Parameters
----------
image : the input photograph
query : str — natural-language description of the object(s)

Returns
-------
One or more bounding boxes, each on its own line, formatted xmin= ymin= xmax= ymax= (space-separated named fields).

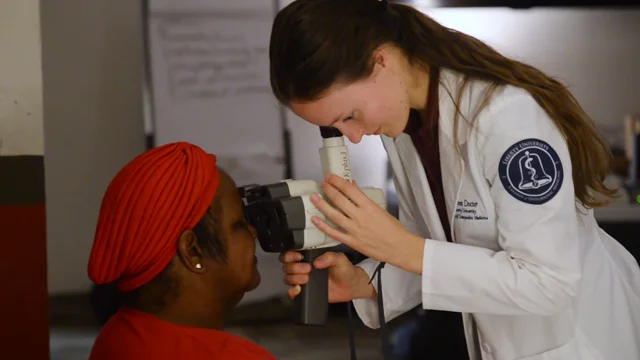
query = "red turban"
xmin=88 ymin=142 xmax=220 ymax=292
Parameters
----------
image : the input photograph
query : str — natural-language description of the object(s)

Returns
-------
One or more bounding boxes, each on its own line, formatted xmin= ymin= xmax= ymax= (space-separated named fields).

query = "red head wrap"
xmin=88 ymin=142 xmax=220 ymax=292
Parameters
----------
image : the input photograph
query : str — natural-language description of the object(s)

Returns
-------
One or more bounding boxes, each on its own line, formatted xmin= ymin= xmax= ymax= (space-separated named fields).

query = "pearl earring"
xmin=195 ymin=263 xmax=202 ymax=269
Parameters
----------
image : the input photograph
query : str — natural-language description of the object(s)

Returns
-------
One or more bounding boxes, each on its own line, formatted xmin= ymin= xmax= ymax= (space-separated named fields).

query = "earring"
xmin=195 ymin=263 xmax=202 ymax=269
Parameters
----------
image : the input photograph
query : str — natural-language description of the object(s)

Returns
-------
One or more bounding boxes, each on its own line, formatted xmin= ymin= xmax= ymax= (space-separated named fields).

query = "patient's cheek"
xmin=248 ymin=266 xmax=261 ymax=291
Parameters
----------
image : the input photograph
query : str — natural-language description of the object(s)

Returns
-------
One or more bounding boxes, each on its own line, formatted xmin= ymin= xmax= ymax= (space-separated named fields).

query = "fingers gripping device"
xmin=238 ymin=127 xmax=386 ymax=326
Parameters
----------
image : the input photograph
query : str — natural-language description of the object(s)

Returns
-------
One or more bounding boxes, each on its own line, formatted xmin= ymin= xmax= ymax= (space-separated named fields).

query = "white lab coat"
xmin=352 ymin=69 xmax=640 ymax=360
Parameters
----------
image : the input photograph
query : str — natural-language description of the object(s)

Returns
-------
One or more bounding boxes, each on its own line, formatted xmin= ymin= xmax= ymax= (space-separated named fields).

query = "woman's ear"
xmin=371 ymin=45 xmax=389 ymax=69
xmin=176 ymin=230 xmax=207 ymax=274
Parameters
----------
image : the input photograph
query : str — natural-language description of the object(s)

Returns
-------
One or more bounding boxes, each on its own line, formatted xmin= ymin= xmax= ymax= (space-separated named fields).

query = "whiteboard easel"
xmin=145 ymin=0 xmax=288 ymax=305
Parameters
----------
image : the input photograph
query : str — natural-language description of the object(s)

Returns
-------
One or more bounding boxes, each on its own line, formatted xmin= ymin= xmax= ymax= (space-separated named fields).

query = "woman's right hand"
xmin=280 ymin=251 xmax=376 ymax=302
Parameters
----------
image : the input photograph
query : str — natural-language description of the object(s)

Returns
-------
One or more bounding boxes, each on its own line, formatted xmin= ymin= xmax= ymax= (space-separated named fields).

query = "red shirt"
xmin=402 ymin=67 xmax=452 ymax=243
xmin=89 ymin=308 xmax=277 ymax=360
xmin=402 ymin=67 xmax=469 ymax=359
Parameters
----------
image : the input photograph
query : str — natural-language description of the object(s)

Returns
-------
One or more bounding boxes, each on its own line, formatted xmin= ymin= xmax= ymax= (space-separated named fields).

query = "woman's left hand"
xmin=310 ymin=174 xmax=426 ymax=274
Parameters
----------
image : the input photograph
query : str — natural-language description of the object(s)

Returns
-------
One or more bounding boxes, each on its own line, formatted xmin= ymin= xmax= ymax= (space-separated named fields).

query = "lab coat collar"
xmin=383 ymin=69 xmax=472 ymax=243
xmin=437 ymin=68 xmax=477 ymax=147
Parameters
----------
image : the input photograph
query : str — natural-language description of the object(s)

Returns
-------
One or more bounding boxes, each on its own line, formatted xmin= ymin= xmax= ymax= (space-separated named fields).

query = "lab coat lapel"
xmin=381 ymin=136 xmax=410 ymax=199
xmin=438 ymin=69 xmax=472 ymax=243
xmin=439 ymin=130 xmax=465 ymax=243
xmin=394 ymin=136 xmax=448 ymax=242
xmin=386 ymin=69 xmax=473 ymax=244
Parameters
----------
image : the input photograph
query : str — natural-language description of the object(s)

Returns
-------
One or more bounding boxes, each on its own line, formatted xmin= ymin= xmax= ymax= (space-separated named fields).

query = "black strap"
xmin=370 ymin=262 xmax=391 ymax=359
xmin=347 ymin=261 xmax=390 ymax=360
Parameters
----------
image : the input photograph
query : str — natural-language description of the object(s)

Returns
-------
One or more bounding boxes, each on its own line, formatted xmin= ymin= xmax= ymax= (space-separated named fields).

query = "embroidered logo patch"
xmin=498 ymin=138 xmax=563 ymax=205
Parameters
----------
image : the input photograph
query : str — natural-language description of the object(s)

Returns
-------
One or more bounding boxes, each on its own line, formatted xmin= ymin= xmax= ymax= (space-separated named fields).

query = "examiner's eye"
xmin=343 ymin=112 xmax=355 ymax=122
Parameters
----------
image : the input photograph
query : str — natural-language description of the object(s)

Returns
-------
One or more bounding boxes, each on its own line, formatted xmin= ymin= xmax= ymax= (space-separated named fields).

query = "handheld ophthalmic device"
xmin=238 ymin=126 xmax=386 ymax=326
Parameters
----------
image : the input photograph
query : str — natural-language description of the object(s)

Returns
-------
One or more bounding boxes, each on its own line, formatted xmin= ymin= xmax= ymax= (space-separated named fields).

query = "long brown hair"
xmin=270 ymin=0 xmax=615 ymax=208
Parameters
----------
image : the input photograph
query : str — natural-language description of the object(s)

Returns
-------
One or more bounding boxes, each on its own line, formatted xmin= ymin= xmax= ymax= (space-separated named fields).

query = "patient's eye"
xmin=233 ymin=219 xmax=251 ymax=233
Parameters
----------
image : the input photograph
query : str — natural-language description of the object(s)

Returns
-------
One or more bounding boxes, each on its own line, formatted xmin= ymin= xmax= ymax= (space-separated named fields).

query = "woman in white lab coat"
xmin=270 ymin=1 xmax=640 ymax=359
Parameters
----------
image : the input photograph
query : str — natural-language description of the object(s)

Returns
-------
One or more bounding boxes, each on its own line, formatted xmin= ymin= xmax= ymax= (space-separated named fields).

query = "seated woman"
xmin=87 ymin=142 xmax=276 ymax=360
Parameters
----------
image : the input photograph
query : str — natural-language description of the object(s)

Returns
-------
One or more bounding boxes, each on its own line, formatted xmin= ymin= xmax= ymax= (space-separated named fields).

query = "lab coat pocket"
xmin=515 ymin=331 xmax=602 ymax=360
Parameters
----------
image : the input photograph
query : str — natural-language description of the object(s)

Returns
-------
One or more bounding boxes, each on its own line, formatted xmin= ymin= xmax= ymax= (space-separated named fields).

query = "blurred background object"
xmin=623 ymin=115 xmax=640 ymax=203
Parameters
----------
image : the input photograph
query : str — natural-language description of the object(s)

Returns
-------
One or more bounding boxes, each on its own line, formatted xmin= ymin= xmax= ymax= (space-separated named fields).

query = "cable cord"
xmin=347 ymin=261 xmax=390 ymax=360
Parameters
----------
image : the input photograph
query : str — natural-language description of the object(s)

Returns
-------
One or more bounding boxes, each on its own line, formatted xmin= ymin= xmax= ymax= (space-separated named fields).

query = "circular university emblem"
xmin=498 ymin=138 xmax=563 ymax=205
